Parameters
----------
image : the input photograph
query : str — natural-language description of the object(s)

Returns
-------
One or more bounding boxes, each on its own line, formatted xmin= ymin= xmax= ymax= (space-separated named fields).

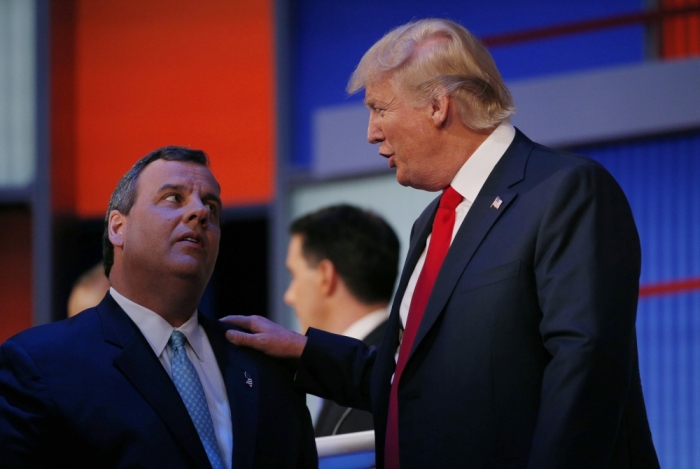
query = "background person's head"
xmin=284 ymin=204 xmax=400 ymax=333
xmin=67 ymin=262 xmax=110 ymax=317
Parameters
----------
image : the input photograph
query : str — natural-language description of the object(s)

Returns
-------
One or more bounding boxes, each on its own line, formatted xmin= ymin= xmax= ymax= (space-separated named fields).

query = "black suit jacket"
xmin=314 ymin=319 xmax=386 ymax=436
xmin=296 ymin=129 xmax=659 ymax=469
xmin=0 ymin=293 xmax=317 ymax=468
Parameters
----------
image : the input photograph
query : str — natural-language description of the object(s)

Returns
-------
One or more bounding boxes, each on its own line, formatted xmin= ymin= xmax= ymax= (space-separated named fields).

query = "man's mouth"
xmin=177 ymin=232 xmax=203 ymax=246
xmin=379 ymin=151 xmax=396 ymax=168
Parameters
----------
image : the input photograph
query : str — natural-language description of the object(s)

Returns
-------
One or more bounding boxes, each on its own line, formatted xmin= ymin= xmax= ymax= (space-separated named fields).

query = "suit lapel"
xmin=99 ymin=294 xmax=212 ymax=469
xmin=373 ymin=196 xmax=440 ymax=405
xmin=407 ymin=130 xmax=534 ymax=362
xmin=201 ymin=315 xmax=259 ymax=469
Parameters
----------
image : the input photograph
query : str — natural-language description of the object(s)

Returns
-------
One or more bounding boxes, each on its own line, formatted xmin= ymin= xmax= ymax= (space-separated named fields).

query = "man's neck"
xmin=109 ymin=273 xmax=202 ymax=328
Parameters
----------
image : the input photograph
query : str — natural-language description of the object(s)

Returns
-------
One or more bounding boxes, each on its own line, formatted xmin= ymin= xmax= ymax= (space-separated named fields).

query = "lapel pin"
xmin=490 ymin=196 xmax=503 ymax=210
xmin=244 ymin=372 xmax=253 ymax=388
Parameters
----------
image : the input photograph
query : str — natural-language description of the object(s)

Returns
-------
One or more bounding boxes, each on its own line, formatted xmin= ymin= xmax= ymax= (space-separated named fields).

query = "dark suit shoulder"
xmin=203 ymin=315 xmax=299 ymax=383
xmin=201 ymin=315 xmax=317 ymax=467
xmin=2 ymin=307 xmax=101 ymax=355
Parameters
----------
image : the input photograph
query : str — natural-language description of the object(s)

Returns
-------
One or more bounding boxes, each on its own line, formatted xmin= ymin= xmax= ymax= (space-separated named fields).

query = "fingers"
xmin=220 ymin=315 xmax=307 ymax=358
xmin=220 ymin=315 xmax=255 ymax=330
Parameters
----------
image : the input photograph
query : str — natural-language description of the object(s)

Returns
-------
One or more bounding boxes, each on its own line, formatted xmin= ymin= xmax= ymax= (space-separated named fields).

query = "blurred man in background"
xmin=67 ymin=262 xmax=110 ymax=317
xmin=285 ymin=204 xmax=399 ymax=436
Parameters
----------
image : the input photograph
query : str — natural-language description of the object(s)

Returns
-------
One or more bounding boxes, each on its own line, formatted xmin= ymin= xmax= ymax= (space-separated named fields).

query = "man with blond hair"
xmin=224 ymin=19 xmax=659 ymax=469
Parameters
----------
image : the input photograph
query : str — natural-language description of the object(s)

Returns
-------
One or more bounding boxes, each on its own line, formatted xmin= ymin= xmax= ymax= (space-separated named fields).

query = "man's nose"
xmin=186 ymin=198 xmax=210 ymax=225
xmin=367 ymin=113 xmax=383 ymax=144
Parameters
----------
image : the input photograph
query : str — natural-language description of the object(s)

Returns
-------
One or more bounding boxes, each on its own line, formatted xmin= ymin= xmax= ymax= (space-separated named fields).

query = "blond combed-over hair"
xmin=348 ymin=18 xmax=515 ymax=130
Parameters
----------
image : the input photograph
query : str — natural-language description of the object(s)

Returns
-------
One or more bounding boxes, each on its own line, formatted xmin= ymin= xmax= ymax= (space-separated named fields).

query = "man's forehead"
xmin=364 ymin=78 xmax=399 ymax=105
xmin=139 ymin=159 xmax=219 ymax=189
xmin=138 ymin=159 xmax=220 ymax=193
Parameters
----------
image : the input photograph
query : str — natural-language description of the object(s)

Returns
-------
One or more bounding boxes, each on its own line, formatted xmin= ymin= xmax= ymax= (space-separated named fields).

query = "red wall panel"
xmin=0 ymin=207 xmax=33 ymax=342
xmin=70 ymin=0 xmax=275 ymax=217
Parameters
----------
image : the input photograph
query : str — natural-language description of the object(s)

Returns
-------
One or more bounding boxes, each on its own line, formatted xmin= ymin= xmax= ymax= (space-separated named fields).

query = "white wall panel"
xmin=0 ymin=0 xmax=36 ymax=188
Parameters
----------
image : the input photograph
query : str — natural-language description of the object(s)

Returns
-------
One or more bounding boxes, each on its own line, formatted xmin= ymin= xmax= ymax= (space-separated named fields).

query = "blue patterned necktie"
xmin=169 ymin=330 xmax=226 ymax=469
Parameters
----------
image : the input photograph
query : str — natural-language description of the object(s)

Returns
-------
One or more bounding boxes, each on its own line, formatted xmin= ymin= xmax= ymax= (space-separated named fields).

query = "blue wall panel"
xmin=636 ymin=292 xmax=700 ymax=468
xmin=291 ymin=0 xmax=645 ymax=168
xmin=581 ymin=132 xmax=700 ymax=284
xmin=578 ymin=132 xmax=700 ymax=469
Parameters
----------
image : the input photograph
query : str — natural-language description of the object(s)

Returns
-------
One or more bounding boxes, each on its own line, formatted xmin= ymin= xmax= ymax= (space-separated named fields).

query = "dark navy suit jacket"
xmin=296 ymin=130 xmax=659 ymax=469
xmin=0 ymin=293 xmax=317 ymax=469
xmin=314 ymin=320 xmax=386 ymax=437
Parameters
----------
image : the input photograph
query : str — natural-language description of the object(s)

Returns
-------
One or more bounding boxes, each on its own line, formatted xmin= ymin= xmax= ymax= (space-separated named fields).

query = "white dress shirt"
xmin=341 ymin=308 xmax=389 ymax=340
xmin=110 ymin=287 xmax=233 ymax=469
xmin=398 ymin=121 xmax=516 ymax=329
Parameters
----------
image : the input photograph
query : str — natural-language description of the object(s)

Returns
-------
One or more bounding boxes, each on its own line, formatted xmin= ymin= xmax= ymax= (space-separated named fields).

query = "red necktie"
xmin=384 ymin=186 xmax=463 ymax=468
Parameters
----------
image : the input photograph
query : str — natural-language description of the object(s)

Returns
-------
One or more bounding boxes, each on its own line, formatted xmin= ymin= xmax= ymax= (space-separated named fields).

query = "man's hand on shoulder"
xmin=220 ymin=315 xmax=308 ymax=359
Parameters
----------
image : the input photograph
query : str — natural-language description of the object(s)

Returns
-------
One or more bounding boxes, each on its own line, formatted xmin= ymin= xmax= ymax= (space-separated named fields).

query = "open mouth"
xmin=177 ymin=233 xmax=203 ymax=246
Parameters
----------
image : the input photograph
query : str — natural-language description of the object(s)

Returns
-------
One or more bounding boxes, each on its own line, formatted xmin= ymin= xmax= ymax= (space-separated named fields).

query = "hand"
xmin=220 ymin=315 xmax=307 ymax=359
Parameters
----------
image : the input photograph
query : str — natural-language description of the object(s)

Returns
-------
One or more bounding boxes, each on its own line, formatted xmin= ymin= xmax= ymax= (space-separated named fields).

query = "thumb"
xmin=225 ymin=329 xmax=252 ymax=347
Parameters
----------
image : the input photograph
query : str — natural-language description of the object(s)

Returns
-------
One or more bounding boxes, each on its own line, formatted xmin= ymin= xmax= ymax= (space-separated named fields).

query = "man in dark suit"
xmin=223 ymin=18 xmax=659 ymax=469
xmin=0 ymin=146 xmax=316 ymax=468
xmin=284 ymin=205 xmax=399 ymax=436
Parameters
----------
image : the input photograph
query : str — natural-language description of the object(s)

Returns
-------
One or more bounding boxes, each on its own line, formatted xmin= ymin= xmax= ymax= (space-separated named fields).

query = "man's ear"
xmin=108 ymin=210 xmax=127 ymax=248
xmin=317 ymin=259 xmax=338 ymax=297
xmin=431 ymin=92 xmax=450 ymax=128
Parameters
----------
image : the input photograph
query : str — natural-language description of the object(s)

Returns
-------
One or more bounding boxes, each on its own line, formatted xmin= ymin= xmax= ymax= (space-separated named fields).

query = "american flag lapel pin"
xmin=490 ymin=196 xmax=503 ymax=210
xmin=244 ymin=371 xmax=253 ymax=388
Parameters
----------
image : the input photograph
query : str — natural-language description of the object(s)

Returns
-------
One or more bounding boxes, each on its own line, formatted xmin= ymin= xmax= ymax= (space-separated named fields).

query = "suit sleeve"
xmin=528 ymin=162 xmax=641 ymax=468
xmin=0 ymin=339 xmax=56 ymax=468
xmin=295 ymin=329 xmax=376 ymax=412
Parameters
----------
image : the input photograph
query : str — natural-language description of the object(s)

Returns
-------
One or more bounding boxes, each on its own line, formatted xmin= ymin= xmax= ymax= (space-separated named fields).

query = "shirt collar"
xmin=110 ymin=287 xmax=203 ymax=361
xmin=450 ymin=121 xmax=515 ymax=202
xmin=341 ymin=308 xmax=389 ymax=341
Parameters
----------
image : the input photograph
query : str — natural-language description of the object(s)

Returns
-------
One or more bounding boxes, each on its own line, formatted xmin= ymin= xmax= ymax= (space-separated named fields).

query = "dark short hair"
xmin=290 ymin=204 xmax=400 ymax=305
xmin=102 ymin=146 xmax=210 ymax=277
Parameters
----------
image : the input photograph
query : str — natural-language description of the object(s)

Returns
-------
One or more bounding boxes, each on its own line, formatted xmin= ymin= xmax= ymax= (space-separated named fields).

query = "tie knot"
xmin=169 ymin=330 xmax=187 ymax=350
xmin=439 ymin=186 xmax=463 ymax=211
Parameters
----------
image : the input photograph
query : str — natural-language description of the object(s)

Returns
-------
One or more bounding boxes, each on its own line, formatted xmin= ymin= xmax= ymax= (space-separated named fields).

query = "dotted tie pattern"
xmin=169 ymin=330 xmax=226 ymax=469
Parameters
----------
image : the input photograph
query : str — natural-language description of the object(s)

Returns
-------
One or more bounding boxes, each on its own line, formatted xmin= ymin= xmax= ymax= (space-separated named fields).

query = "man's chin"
xmin=169 ymin=261 xmax=212 ymax=283
xmin=396 ymin=173 xmax=441 ymax=192
xmin=395 ymin=171 xmax=412 ymax=188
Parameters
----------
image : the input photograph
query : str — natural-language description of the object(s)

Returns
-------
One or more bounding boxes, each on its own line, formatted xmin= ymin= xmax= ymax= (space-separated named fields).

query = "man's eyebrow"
xmin=157 ymin=183 xmax=222 ymax=206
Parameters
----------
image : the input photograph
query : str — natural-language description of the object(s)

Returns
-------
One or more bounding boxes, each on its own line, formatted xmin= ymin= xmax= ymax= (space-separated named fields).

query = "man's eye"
xmin=165 ymin=194 xmax=179 ymax=202
xmin=206 ymin=203 xmax=218 ymax=214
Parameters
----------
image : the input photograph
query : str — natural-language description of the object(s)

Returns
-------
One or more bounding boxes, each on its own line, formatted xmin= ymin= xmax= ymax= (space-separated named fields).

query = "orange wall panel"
xmin=73 ymin=0 xmax=274 ymax=217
